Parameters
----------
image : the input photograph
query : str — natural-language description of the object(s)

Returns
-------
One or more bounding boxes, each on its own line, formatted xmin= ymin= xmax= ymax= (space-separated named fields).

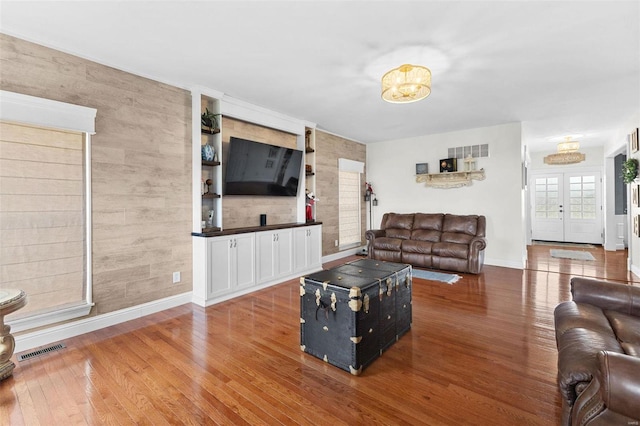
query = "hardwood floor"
xmin=2 ymin=245 xmax=637 ymax=425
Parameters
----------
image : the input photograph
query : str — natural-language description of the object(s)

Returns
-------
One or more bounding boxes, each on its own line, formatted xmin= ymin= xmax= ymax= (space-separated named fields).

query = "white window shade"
xmin=339 ymin=159 xmax=364 ymax=248
xmin=338 ymin=158 xmax=364 ymax=174
xmin=0 ymin=90 xmax=96 ymax=134
xmin=0 ymin=91 xmax=95 ymax=332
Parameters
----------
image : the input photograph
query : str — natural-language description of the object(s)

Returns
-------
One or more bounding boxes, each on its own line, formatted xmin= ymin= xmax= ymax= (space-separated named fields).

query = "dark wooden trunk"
xmin=300 ymin=260 xmax=412 ymax=375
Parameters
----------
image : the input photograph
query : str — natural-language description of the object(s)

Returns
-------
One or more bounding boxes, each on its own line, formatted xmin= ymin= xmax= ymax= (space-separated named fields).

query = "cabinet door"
xmin=275 ymin=229 xmax=293 ymax=278
xmin=256 ymin=231 xmax=276 ymax=284
xmin=293 ymin=227 xmax=310 ymax=272
xmin=233 ymin=233 xmax=255 ymax=289
xmin=208 ymin=236 xmax=233 ymax=296
xmin=307 ymin=225 xmax=322 ymax=269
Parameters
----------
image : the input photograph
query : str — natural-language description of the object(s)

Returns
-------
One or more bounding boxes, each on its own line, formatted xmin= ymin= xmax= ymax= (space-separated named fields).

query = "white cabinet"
xmin=208 ymin=233 xmax=255 ymax=297
xmin=194 ymin=224 xmax=321 ymax=307
xmin=256 ymin=229 xmax=293 ymax=284
xmin=294 ymin=225 xmax=322 ymax=273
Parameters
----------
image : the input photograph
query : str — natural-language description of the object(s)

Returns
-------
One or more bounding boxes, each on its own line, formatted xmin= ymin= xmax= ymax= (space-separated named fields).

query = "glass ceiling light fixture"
xmin=544 ymin=136 xmax=585 ymax=165
xmin=381 ymin=64 xmax=431 ymax=103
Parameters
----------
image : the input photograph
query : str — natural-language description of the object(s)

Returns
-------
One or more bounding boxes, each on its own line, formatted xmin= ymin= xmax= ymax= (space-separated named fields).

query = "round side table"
xmin=0 ymin=289 xmax=27 ymax=380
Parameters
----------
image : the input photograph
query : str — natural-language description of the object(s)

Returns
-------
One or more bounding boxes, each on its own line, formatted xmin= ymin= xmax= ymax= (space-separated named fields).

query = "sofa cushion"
xmin=555 ymin=302 xmax=614 ymax=338
xmin=432 ymin=242 xmax=468 ymax=259
xmin=402 ymin=240 xmax=433 ymax=254
xmin=442 ymin=214 xmax=480 ymax=235
xmin=411 ymin=229 xmax=442 ymax=242
xmin=621 ymin=343 xmax=640 ymax=357
xmin=384 ymin=213 xmax=414 ymax=240
xmin=413 ymin=213 xmax=444 ymax=231
xmin=372 ymin=237 xmax=403 ymax=251
xmin=441 ymin=232 xmax=473 ymax=244
xmin=605 ymin=310 xmax=640 ymax=345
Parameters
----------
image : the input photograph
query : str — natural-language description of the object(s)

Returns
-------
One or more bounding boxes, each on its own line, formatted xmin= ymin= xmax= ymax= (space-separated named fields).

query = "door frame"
xmin=527 ymin=165 xmax=604 ymax=245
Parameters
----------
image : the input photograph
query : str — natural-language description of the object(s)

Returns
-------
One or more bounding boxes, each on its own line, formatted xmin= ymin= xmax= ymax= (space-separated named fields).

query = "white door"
xmin=531 ymin=171 xmax=602 ymax=244
xmin=564 ymin=173 xmax=602 ymax=243
xmin=531 ymin=174 xmax=564 ymax=241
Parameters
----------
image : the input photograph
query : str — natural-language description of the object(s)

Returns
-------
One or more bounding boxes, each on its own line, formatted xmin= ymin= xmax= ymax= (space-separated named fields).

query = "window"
xmin=0 ymin=90 xmax=95 ymax=332
xmin=338 ymin=159 xmax=364 ymax=248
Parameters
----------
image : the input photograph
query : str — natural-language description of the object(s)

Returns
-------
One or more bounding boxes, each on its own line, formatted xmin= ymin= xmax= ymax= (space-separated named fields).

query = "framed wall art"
xmin=631 ymin=127 xmax=639 ymax=153
xmin=416 ymin=163 xmax=428 ymax=175
xmin=635 ymin=215 xmax=640 ymax=237
xmin=439 ymin=158 xmax=457 ymax=172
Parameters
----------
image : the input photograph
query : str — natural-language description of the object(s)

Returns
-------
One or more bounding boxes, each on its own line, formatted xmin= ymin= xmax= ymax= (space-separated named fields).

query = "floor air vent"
xmin=17 ymin=343 xmax=66 ymax=361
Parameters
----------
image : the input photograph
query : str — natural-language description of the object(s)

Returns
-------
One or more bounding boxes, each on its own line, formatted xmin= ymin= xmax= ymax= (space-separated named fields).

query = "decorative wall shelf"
xmin=201 ymin=127 xmax=220 ymax=135
xmin=416 ymin=169 xmax=486 ymax=188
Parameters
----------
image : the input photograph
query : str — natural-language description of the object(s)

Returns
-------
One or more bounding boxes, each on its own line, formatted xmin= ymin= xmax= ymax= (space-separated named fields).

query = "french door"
xmin=531 ymin=171 xmax=602 ymax=244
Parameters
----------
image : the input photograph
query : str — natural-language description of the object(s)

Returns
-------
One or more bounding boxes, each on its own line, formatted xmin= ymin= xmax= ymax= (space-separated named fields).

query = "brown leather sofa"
xmin=365 ymin=213 xmax=486 ymax=274
xmin=554 ymin=277 xmax=640 ymax=425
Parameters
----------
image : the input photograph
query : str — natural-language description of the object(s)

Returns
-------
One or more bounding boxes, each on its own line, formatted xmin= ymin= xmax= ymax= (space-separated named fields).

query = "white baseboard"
xmin=630 ymin=262 xmax=640 ymax=280
xmin=484 ymin=257 xmax=525 ymax=270
xmin=14 ymin=292 xmax=192 ymax=353
xmin=322 ymin=246 xmax=365 ymax=263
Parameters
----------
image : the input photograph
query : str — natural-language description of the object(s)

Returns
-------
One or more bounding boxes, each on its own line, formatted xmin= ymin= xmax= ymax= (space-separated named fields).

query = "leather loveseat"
xmin=365 ymin=213 xmax=486 ymax=274
xmin=554 ymin=277 xmax=640 ymax=426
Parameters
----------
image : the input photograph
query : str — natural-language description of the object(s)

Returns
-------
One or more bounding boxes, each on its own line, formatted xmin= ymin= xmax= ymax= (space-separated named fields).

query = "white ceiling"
xmin=1 ymin=1 xmax=639 ymax=152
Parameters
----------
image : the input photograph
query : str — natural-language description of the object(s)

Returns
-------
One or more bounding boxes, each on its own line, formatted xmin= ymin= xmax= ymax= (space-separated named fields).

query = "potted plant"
xmin=622 ymin=158 xmax=638 ymax=184
xmin=201 ymin=108 xmax=220 ymax=133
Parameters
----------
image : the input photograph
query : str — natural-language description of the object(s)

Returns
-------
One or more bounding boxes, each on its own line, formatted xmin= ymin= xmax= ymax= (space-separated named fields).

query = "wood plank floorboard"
xmin=2 ymin=244 xmax=637 ymax=425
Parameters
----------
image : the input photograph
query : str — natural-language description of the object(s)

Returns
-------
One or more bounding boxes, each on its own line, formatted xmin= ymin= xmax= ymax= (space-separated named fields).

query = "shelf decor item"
xmin=631 ymin=128 xmax=639 ymax=153
xmin=622 ymin=158 xmax=638 ymax=184
xmin=201 ymin=144 xmax=214 ymax=161
xmin=415 ymin=163 xmax=428 ymax=175
xmin=201 ymin=108 xmax=220 ymax=133
xmin=439 ymin=158 xmax=457 ymax=172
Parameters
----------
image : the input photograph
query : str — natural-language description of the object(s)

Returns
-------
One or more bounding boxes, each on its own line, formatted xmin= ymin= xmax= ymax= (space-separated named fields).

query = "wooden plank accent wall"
xmin=220 ymin=117 xmax=299 ymax=229
xmin=0 ymin=122 xmax=85 ymax=316
xmin=0 ymin=34 xmax=193 ymax=317
xmin=314 ymin=130 xmax=367 ymax=256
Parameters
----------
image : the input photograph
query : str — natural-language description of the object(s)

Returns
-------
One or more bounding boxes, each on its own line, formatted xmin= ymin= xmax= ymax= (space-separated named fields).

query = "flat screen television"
xmin=224 ymin=137 xmax=303 ymax=196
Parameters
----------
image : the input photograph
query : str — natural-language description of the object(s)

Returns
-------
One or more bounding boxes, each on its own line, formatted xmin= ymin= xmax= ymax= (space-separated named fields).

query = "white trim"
xmin=85 ymin=133 xmax=93 ymax=306
xmin=631 ymin=262 xmax=640 ymax=280
xmin=484 ymin=257 xmax=525 ymax=269
xmin=0 ymin=90 xmax=96 ymax=134
xmin=316 ymin=127 xmax=365 ymax=145
xmin=220 ymin=95 xmax=312 ymax=136
xmin=14 ymin=292 xmax=193 ymax=353
xmin=338 ymin=158 xmax=365 ymax=173
xmin=9 ymin=303 xmax=93 ymax=334
xmin=322 ymin=246 xmax=365 ymax=263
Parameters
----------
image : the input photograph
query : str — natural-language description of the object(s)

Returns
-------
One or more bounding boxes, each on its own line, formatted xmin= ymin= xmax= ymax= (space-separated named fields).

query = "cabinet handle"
xmin=230 ymin=240 xmax=233 ymax=248
xmin=273 ymin=234 xmax=276 ymax=242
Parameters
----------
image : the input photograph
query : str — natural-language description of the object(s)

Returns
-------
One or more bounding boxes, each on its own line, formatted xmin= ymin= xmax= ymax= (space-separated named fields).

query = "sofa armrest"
xmin=365 ymin=229 xmax=384 ymax=241
xmin=365 ymin=229 xmax=385 ymax=259
xmin=571 ymin=351 xmax=640 ymax=425
xmin=570 ymin=277 xmax=640 ymax=316
xmin=466 ymin=237 xmax=487 ymax=274
xmin=469 ymin=236 xmax=487 ymax=252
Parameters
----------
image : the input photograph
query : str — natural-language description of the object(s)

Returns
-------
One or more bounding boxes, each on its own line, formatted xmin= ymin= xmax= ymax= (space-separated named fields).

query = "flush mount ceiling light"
xmin=544 ymin=136 xmax=585 ymax=165
xmin=381 ymin=64 xmax=431 ymax=103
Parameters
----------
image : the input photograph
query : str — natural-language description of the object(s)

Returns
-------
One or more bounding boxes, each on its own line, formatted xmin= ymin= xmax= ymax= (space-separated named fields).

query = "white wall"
xmin=366 ymin=122 xmax=524 ymax=269
xmin=615 ymin=112 xmax=640 ymax=276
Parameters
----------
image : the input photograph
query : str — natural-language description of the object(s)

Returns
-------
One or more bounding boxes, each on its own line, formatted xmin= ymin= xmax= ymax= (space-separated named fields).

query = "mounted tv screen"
xmin=224 ymin=137 xmax=303 ymax=196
